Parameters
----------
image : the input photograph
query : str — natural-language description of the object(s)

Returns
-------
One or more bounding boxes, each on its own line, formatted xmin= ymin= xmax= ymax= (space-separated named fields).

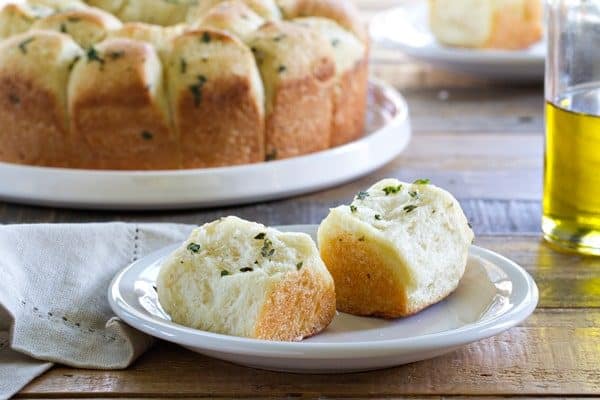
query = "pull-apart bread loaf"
xmin=0 ymin=30 xmax=83 ymax=166
xmin=318 ymin=178 xmax=474 ymax=318
xmin=0 ymin=0 xmax=369 ymax=169
xmin=429 ymin=0 xmax=542 ymax=49
xmin=68 ymin=38 xmax=179 ymax=169
xmin=157 ymin=216 xmax=336 ymax=341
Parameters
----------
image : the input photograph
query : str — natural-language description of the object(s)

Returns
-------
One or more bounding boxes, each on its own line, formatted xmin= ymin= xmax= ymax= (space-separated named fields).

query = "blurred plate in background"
xmin=370 ymin=1 xmax=545 ymax=81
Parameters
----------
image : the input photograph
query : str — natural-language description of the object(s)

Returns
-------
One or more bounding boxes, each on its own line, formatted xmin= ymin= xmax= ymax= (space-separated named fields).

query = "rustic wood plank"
xmin=18 ymin=309 xmax=600 ymax=397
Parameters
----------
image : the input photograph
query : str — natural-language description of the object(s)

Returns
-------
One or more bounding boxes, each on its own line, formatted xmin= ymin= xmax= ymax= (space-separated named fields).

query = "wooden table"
xmin=6 ymin=2 xmax=600 ymax=398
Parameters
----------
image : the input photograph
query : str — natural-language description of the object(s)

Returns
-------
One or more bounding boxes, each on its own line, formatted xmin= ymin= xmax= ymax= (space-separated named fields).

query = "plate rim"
xmin=108 ymin=225 xmax=539 ymax=358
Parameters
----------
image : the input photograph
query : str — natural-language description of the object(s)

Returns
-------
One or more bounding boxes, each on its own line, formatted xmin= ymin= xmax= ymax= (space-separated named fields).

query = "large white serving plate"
xmin=0 ymin=80 xmax=410 ymax=210
xmin=370 ymin=1 xmax=545 ymax=81
xmin=109 ymin=224 xmax=539 ymax=374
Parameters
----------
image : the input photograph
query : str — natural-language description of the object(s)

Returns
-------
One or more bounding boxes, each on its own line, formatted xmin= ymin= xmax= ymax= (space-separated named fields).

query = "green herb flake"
xmin=261 ymin=238 xmax=274 ymax=258
xmin=86 ymin=47 xmax=104 ymax=65
xmin=277 ymin=64 xmax=286 ymax=74
xmin=296 ymin=261 xmax=303 ymax=270
xmin=240 ymin=267 xmax=253 ymax=272
xmin=358 ymin=236 xmax=365 ymax=241
xmin=356 ymin=191 xmax=369 ymax=200
xmin=67 ymin=16 xmax=81 ymax=23
xmin=374 ymin=214 xmax=382 ymax=220
xmin=273 ymin=34 xmax=285 ymax=42
xmin=254 ymin=232 xmax=266 ymax=240
xmin=68 ymin=55 xmax=80 ymax=71
xmin=331 ymin=38 xmax=340 ymax=47
xmin=409 ymin=191 xmax=418 ymax=198
xmin=413 ymin=178 xmax=430 ymax=185
xmin=108 ymin=50 xmax=124 ymax=60
xmin=467 ymin=222 xmax=473 ymax=229
xmin=8 ymin=93 xmax=20 ymax=105
xmin=180 ymin=57 xmax=187 ymax=74
xmin=382 ymin=185 xmax=402 ymax=195
xmin=350 ymin=205 xmax=357 ymax=213
xmin=18 ymin=37 xmax=35 ymax=54
xmin=60 ymin=23 xmax=67 ymax=33
xmin=187 ymin=242 xmax=201 ymax=253
xmin=403 ymin=205 xmax=418 ymax=213
xmin=201 ymin=31 xmax=211 ymax=43
xmin=265 ymin=149 xmax=277 ymax=161
xmin=189 ymin=75 xmax=207 ymax=107
xmin=220 ymin=270 xmax=230 ymax=277
xmin=141 ymin=130 xmax=153 ymax=140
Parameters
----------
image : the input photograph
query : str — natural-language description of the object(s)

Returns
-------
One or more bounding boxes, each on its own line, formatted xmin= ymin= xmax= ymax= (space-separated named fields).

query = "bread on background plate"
xmin=157 ymin=216 xmax=336 ymax=341
xmin=317 ymin=178 xmax=474 ymax=319
xmin=429 ymin=0 xmax=542 ymax=50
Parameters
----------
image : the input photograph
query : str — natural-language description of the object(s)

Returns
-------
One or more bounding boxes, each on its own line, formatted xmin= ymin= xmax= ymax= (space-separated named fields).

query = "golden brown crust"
xmin=0 ymin=76 xmax=70 ymax=167
xmin=319 ymin=231 xmax=409 ymax=318
xmin=331 ymin=57 xmax=368 ymax=147
xmin=484 ymin=0 xmax=542 ymax=49
xmin=254 ymin=263 xmax=336 ymax=341
xmin=69 ymin=39 xmax=179 ymax=169
xmin=277 ymin=0 xmax=367 ymax=43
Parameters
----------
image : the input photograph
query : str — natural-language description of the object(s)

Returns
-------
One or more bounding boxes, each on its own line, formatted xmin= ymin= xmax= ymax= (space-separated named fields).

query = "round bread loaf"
xmin=317 ymin=178 xmax=474 ymax=318
xmin=0 ymin=0 xmax=368 ymax=169
xmin=157 ymin=216 xmax=336 ymax=341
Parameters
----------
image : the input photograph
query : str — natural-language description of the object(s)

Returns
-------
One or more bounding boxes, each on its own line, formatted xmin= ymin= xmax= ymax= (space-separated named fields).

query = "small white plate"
xmin=0 ymin=79 xmax=410 ymax=210
xmin=370 ymin=1 xmax=545 ymax=81
xmin=108 ymin=224 xmax=539 ymax=373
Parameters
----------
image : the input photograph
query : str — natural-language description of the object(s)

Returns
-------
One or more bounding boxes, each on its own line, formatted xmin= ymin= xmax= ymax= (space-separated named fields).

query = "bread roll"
xmin=293 ymin=17 xmax=367 ymax=146
xmin=0 ymin=30 xmax=83 ymax=166
xmin=276 ymin=0 xmax=367 ymax=43
xmin=166 ymin=29 xmax=265 ymax=167
xmin=429 ymin=0 xmax=542 ymax=49
xmin=107 ymin=22 xmax=185 ymax=60
xmin=117 ymin=0 xmax=193 ymax=26
xmin=0 ymin=3 xmax=53 ymax=40
xmin=248 ymin=21 xmax=335 ymax=160
xmin=68 ymin=38 xmax=179 ymax=169
xmin=194 ymin=0 xmax=264 ymax=41
xmin=318 ymin=178 xmax=474 ymax=318
xmin=31 ymin=7 xmax=122 ymax=48
xmin=187 ymin=0 xmax=281 ymax=23
xmin=157 ymin=216 xmax=336 ymax=341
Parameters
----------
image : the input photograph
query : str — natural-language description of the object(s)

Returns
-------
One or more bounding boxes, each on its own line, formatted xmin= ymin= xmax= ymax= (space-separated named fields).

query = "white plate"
xmin=0 ymin=80 xmax=410 ymax=210
xmin=370 ymin=1 xmax=545 ymax=80
xmin=109 ymin=224 xmax=539 ymax=373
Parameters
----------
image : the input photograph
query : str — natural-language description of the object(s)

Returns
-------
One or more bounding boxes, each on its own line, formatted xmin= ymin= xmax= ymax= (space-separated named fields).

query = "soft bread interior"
xmin=157 ymin=216 xmax=332 ymax=338
xmin=429 ymin=0 xmax=493 ymax=47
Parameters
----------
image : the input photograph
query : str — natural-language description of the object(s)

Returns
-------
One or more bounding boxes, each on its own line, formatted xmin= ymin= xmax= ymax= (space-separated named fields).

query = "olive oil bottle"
xmin=543 ymin=87 xmax=600 ymax=255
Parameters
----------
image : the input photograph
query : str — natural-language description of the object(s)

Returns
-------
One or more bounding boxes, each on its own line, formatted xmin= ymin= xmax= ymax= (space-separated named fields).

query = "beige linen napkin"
xmin=0 ymin=222 xmax=194 ymax=399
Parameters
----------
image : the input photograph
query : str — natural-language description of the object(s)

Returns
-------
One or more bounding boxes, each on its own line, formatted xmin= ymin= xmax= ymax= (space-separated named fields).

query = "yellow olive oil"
xmin=543 ymin=88 xmax=600 ymax=255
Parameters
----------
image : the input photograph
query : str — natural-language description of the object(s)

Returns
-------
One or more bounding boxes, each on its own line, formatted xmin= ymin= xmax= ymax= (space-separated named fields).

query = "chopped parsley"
xmin=382 ymin=185 xmax=402 ymax=195
xmin=18 ymin=37 xmax=35 ymax=54
xmin=331 ymin=38 xmax=340 ymax=47
xmin=201 ymin=31 xmax=211 ymax=43
xmin=356 ymin=191 xmax=369 ymax=200
xmin=60 ymin=23 xmax=67 ymax=33
xmin=468 ymin=222 xmax=473 ymax=229
xmin=189 ymin=75 xmax=207 ymax=107
xmin=180 ymin=57 xmax=187 ymax=74
xmin=67 ymin=16 xmax=81 ymax=23
xmin=240 ymin=267 xmax=253 ymax=272
xmin=350 ymin=205 xmax=357 ymax=213
xmin=374 ymin=214 xmax=382 ymax=220
xmin=187 ymin=242 xmax=201 ymax=253
xmin=413 ymin=178 xmax=430 ymax=185
xmin=8 ymin=93 xmax=20 ymax=105
xmin=358 ymin=236 xmax=365 ymax=241
xmin=296 ymin=261 xmax=303 ymax=270
xmin=141 ymin=130 xmax=153 ymax=140
xmin=220 ymin=270 xmax=230 ymax=277
xmin=265 ymin=149 xmax=277 ymax=161
xmin=254 ymin=232 xmax=266 ymax=240
xmin=86 ymin=47 xmax=104 ymax=65
xmin=403 ymin=205 xmax=418 ymax=213
xmin=68 ymin=55 xmax=80 ymax=71
xmin=261 ymin=238 xmax=274 ymax=258
xmin=108 ymin=50 xmax=124 ymax=60
xmin=409 ymin=191 xmax=418 ymax=198
xmin=277 ymin=64 xmax=287 ymax=74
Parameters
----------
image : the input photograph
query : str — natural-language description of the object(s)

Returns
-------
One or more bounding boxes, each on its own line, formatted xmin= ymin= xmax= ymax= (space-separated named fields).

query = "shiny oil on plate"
xmin=108 ymin=225 xmax=539 ymax=373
